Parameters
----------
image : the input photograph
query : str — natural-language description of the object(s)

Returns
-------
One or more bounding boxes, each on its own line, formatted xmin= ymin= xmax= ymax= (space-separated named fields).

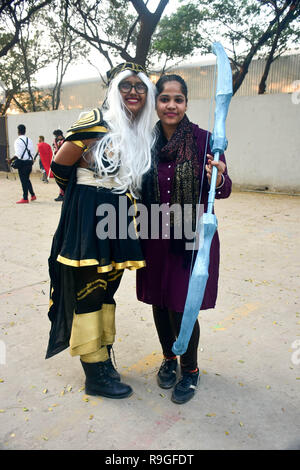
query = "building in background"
xmin=54 ymin=53 xmax=300 ymax=110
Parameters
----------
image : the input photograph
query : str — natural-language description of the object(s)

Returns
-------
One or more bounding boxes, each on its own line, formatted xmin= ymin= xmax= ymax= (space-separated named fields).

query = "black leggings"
xmin=152 ymin=305 xmax=200 ymax=372
xmin=18 ymin=161 xmax=34 ymax=200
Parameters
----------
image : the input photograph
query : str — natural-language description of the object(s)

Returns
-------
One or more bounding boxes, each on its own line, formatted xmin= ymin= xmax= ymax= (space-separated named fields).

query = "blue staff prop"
xmin=172 ymin=42 xmax=233 ymax=356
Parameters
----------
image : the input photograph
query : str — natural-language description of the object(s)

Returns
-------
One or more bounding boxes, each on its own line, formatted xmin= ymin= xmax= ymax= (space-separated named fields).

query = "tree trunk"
xmin=132 ymin=0 xmax=169 ymax=66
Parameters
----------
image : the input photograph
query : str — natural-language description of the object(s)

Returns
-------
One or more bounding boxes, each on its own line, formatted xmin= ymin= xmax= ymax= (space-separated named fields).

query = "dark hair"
xmin=53 ymin=129 xmax=63 ymax=137
xmin=155 ymin=74 xmax=188 ymax=102
xmin=18 ymin=124 xmax=26 ymax=134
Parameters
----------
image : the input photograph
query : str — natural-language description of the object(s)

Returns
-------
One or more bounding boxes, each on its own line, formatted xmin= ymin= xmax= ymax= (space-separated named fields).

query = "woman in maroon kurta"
xmin=136 ymin=74 xmax=232 ymax=404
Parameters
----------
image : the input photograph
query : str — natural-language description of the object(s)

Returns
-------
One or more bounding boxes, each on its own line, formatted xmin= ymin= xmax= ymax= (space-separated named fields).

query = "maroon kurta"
xmin=136 ymin=123 xmax=232 ymax=313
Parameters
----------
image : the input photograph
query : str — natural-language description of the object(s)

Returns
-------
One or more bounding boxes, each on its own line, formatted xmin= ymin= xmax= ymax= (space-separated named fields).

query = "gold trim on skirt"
xmin=57 ymin=254 xmax=145 ymax=272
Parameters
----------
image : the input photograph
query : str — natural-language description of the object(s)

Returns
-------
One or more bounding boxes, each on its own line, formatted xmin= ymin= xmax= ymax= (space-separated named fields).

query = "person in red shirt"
xmin=36 ymin=136 xmax=53 ymax=182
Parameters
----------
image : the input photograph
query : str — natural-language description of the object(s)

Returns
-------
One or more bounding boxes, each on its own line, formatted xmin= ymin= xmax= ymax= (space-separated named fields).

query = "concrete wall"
xmin=6 ymin=93 xmax=300 ymax=193
xmin=187 ymin=93 xmax=300 ymax=193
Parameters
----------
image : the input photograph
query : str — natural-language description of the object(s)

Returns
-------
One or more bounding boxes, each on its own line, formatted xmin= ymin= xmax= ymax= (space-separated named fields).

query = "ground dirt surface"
xmin=0 ymin=172 xmax=299 ymax=451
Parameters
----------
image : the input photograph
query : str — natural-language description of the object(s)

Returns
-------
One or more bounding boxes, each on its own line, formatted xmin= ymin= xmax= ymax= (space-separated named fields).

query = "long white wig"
xmin=92 ymin=70 xmax=157 ymax=198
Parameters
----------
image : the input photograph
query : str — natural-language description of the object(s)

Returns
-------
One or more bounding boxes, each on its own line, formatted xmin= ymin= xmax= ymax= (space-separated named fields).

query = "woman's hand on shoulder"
xmin=205 ymin=154 xmax=226 ymax=186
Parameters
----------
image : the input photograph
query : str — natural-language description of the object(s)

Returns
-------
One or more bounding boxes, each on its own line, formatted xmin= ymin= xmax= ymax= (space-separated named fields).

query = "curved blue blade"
xmin=172 ymin=42 xmax=233 ymax=356
xmin=172 ymin=214 xmax=217 ymax=355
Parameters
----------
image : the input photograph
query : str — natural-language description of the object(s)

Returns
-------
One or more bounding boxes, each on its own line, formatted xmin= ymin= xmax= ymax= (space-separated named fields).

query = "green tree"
xmin=40 ymin=2 xmax=91 ymax=109
xmin=195 ymin=0 xmax=300 ymax=95
xmin=151 ymin=3 xmax=203 ymax=72
xmin=0 ymin=21 xmax=50 ymax=114
xmin=64 ymin=0 xmax=170 ymax=71
xmin=0 ymin=1 xmax=91 ymax=113
xmin=0 ymin=0 xmax=52 ymax=57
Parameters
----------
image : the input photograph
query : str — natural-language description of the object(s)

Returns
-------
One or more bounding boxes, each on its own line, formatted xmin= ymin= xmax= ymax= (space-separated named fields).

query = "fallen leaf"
xmin=213 ymin=324 xmax=224 ymax=330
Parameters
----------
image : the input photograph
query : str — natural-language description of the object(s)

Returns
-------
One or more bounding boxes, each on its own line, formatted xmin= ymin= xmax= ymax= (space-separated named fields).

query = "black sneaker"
xmin=54 ymin=194 xmax=64 ymax=201
xmin=157 ymin=358 xmax=178 ymax=389
xmin=171 ymin=369 xmax=200 ymax=404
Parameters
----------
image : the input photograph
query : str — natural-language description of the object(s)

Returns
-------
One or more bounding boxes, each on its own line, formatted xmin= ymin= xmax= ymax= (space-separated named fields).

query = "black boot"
xmin=81 ymin=359 xmax=132 ymax=399
xmin=106 ymin=345 xmax=121 ymax=381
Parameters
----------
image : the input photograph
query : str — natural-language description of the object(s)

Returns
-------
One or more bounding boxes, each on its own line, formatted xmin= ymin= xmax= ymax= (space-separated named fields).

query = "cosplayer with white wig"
xmin=45 ymin=62 xmax=156 ymax=400
xmin=94 ymin=67 xmax=156 ymax=197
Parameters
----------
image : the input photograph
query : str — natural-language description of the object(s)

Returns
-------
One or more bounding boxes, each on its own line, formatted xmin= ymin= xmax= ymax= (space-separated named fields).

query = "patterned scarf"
xmin=142 ymin=114 xmax=200 ymax=233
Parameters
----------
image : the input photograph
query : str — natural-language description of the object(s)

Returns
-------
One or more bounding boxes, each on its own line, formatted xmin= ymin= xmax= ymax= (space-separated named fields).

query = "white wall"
xmin=187 ymin=93 xmax=300 ymax=193
xmin=6 ymin=94 xmax=300 ymax=193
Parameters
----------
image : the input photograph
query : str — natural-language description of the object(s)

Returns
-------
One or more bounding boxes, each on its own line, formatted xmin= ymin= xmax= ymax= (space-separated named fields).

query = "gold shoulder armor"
xmin=65 ymin=108 xmax=108 ymax=141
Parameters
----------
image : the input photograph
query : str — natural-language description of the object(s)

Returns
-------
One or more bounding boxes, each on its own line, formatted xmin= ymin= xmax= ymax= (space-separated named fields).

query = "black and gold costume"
xmin=46 ymin=108 xmax=145 ymax=360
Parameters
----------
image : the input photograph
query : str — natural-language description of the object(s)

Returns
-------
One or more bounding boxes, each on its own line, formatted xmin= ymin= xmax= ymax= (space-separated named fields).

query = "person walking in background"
xmin=9 ymin=124 xmax=36 ymax=204
xmin=52 ymin=129 xmax=65 ymax=201
xmin=35 ymin=136 xmax=53 ymax=183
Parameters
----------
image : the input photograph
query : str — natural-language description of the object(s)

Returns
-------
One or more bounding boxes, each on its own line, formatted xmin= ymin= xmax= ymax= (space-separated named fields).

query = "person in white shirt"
xmin=12 ymin=124 xmax=36 ymax=204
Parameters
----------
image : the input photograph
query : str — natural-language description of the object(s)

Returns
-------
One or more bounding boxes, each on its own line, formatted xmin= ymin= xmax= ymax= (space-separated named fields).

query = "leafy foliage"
xmin=151 ymin=3 xmax=203 ymax=62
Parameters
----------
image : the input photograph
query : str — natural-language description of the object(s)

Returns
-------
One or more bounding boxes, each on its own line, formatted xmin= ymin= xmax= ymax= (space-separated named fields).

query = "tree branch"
xmin=0 ymin=0 xmax=53 ymax=57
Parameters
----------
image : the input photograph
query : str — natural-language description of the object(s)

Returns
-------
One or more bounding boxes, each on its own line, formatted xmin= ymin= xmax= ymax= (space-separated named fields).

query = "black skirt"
xmin=46 ymin=170 xmax=145 ymax=359
xmin=57 ymin=183 xmax=145 ymax=272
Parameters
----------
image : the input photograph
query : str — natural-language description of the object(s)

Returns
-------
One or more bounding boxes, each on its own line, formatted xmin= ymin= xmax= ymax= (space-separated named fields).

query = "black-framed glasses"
xmin=118 ymin=81 xmax=148 ymax=94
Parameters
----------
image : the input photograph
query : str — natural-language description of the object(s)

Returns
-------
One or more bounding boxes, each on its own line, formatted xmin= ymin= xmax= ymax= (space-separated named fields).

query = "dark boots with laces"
xmin=80 ymin=345 xmax=132 ymax=399
xmin=157 ymin=356 xmax=200 ymax=404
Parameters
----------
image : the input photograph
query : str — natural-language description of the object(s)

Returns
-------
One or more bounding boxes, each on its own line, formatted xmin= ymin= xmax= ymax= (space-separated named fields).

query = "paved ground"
xmin=0 ymin=171 xmax=299 ymax=451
